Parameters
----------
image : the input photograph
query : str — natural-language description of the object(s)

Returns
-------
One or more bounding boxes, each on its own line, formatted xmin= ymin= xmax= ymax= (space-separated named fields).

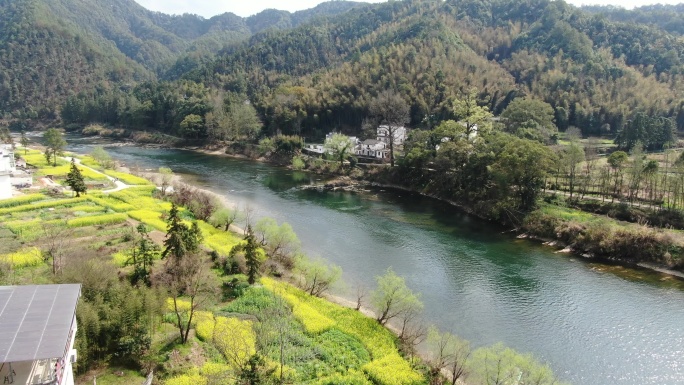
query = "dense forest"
xmin=0 ymin=0 xmax=362 ymax=121
xmin=2 ymin=0 xmax=684 ymax=140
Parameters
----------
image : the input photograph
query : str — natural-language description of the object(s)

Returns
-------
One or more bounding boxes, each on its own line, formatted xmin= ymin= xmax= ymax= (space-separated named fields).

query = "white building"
xmin=303 ymin=143 xmax=326 ymax=155
xmin=377 ymin=125 xmax=407 ymax=146
xmin=356 ymin=139 xmax=388 ymax=159
xmin=0 ymin=284 xmax=81 ymax=385
xmin=0 ymin=144 xmax=16 ymax=200
xmin=303 ymin=133 xmax=360 ymax=156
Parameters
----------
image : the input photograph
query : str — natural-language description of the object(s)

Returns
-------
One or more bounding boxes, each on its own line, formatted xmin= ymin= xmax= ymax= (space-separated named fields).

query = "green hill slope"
xmin=192 ymin=0 xmax=684 ymax=137
xmin=0 ymin=0 xmax=364 ymax=120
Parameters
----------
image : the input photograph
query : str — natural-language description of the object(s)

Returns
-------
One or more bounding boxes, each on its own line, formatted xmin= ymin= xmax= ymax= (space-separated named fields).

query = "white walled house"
xmin=303 ymin=143 xmax=326 ymax=155
xmin=377 ymin=125 xmax=407 ymax=146
xmin=0 ymin=284 xmax=81 ymax=385
xmin=303 ymin=134 xmax=360 ymax=157
xmin=355 ymin=139 xmax=388 ymax=159
xmin=0 ymin=144 xmax=16 ymax=200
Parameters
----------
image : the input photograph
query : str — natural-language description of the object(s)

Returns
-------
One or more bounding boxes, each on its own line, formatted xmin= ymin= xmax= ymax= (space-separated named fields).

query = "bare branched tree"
xmin=41 ymin=221 xmax=73 ymax=274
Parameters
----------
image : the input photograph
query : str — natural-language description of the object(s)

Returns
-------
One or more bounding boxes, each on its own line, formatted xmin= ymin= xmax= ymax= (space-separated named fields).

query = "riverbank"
xmin=86 ymin=128 xmax=684 ymax=278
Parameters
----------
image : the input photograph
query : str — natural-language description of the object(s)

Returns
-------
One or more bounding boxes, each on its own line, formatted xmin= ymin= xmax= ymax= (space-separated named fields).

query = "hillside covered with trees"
xmin=0 ymin=0 xmax=363 ymax=121
xmin=5 ymin=0 xmax=678 ymax=143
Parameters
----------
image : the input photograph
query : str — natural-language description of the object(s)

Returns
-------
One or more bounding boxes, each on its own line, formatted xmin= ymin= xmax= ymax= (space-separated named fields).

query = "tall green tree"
xmin=125 ymin=224 xmax=159 ymax=286
xmin=452 ymin=88 xmax=493 ymax=139
xmin=230 ymin=225 xmax=264 ymax=285
xmin=492 ymin=137 xmax=555 ymax=213
xmin=44 ymin=128 xmax=66 ymax=167
xmin=563 ymin=141 xmax=585 ymax=199
xmin=501 ymin=97 xmax=558 ymax=144
xmin=65 ymin=158 xmax=87 ymax=197
xmin=20 ymin=131 xmax=29 ymax=154
xmin=324 ymin=133 xmax=356 ymax=168
xmin=608 ymin=150 xmax=629 ymax=201
xmin=160 ymin=204 xmax=209 ymax=344
xmin=371 ymin=268 xmax=423 ymax=326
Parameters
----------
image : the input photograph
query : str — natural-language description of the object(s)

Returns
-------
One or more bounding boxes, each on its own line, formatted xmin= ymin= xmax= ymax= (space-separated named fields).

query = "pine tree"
xmin=230 ymin=225 xmax=263 ymax=285
xmin=162 ymin=203 xmax=188 ymax=261
xmin=65 ymin=158 xmax=87 ymax=197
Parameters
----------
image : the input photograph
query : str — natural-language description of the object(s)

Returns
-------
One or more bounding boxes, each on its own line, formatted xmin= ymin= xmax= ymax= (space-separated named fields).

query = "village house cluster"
xmin=303 ymin=125 xmax=407 ymax=160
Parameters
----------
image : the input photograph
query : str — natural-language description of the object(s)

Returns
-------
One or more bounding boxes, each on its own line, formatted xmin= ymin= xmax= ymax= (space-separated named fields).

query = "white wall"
xmin=0 ymin=174 xmax=11 ymax=199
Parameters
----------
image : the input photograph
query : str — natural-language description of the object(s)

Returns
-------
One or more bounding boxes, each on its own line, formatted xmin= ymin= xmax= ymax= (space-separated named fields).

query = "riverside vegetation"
xmin=1 ymin=141 xmax=566 ymax=385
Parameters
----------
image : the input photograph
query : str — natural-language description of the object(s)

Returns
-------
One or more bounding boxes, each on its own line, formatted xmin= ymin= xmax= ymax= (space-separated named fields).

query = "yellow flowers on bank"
xmin=0 ymin=247 xmax=43 ymax=268
xmin=362 ymin=354 xmax=425 ymax=385
xmin=67 ymin=213 xmax=128 ymax=227
xmin=0 ymin=194 xmax=45 ymax=208
xmin=104 ymin=170 xmax=153 ymax=185
xmin=260 ymin=278 xmax=426 ymax=385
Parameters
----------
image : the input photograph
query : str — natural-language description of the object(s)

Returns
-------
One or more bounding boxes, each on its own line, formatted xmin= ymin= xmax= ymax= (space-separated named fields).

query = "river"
xmin=67 ymin=138 xmax=684 ymax=385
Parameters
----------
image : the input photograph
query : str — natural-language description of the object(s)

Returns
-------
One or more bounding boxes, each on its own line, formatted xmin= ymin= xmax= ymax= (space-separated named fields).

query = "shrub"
xmin=0 ymin=247 xmax=43 ymax=268
xmin=292 ymin=156 xmax=306 ymax=170
xmin=67 ymin=213 xmax=128 ymax=227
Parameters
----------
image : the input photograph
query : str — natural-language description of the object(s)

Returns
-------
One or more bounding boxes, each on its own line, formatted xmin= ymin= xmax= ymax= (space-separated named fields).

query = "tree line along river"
xmin=66 ymin=136 xmax=684 ymax=385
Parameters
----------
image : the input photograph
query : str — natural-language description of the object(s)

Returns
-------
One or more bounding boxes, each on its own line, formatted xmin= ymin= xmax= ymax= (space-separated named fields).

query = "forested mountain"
xmin=188 ymin=0 xmax=684 ymax=138
xmin=3 ymin=0 xmax=684 ymax=140
xmin=582 ymin=4 xmax=684 ymax=35
xmin=0 ymin=0 xmax=363 ymax=121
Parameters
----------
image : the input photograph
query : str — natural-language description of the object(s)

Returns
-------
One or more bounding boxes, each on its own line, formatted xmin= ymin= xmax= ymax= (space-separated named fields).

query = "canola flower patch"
xmin=362 ymin=354 xmax=425 ymax=385
xmin=0 ymin=247 xmax=43 ymax=268
xmin=85 ymin=194 xmax=135 ymax=212
xmin=261 ymin=278 xmax=395 ymax=356
xmin=0 ymin=197 xmax=86 ymax=215
xmin=128 ymin=210 xmax=167 ymax=231
xmin=23 ymin=152 xmax=67 ymax=168
xmin=67 ymin=213 xmax=128 ymax=227
xmin=110 ymin=187 xmax=170 ymax=212
xmin=36 ymin=164 xmax=109 ymax=181
xmin=0 ymin=194 xmax=45 ymax=208
xmin=213 ymin=317 xmax=257 ymax=370
xmin=104 ymin=170 xmax=152 ymax=185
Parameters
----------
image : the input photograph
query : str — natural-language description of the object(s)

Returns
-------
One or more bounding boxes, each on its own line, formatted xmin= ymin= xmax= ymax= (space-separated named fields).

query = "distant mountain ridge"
xmin=0 ymin=0 xmax=365 ymax=119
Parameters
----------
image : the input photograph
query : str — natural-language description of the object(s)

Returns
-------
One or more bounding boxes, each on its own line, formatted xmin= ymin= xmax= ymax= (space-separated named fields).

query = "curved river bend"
xmin=67 ymin=140 xmax=684 ymax=385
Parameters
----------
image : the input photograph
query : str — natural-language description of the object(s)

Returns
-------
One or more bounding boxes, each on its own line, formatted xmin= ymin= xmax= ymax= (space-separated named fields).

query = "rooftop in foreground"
xmin=0 ymin=284 xmax=81 ymax=363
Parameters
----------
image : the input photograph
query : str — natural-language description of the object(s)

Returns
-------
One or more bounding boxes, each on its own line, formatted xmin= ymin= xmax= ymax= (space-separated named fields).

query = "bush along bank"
xmin=522 ymin=204 xmax=684 ymax=270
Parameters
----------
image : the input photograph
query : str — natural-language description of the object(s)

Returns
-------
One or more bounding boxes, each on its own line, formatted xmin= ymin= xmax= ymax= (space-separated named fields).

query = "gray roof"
xmin=362 ymin=139 xmax=383 ymax=145
xmin=0 ymin=284 xmax=81 ymax=362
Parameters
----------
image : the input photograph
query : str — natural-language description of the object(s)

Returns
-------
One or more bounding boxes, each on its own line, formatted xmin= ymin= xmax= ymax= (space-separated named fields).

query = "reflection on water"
xmin=66 ymin=136 xmax=684 ymax=385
